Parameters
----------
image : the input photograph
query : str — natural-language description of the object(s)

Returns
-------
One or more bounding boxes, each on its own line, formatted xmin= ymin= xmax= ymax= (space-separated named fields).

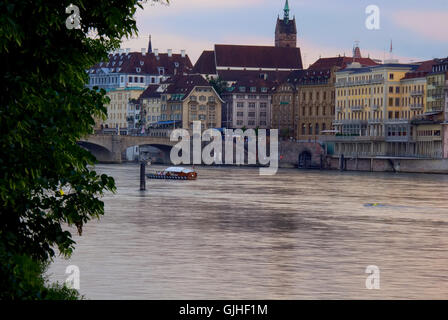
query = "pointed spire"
xmin=147 ymin=34 xmax=152 ymax=54
xmin=284 ymin=0 xmax=290 ymax=24
xmin=353 ymin=40 xmax=361 ymax=59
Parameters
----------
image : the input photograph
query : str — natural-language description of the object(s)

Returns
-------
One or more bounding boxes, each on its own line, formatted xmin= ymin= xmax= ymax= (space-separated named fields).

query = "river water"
xmin=48 ymin=164 xmax=448 ymax=299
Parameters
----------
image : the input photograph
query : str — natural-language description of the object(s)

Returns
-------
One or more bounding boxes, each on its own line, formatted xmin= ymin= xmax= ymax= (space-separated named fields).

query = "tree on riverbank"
xmin=0 ymin=0 xmax=168 ymax=299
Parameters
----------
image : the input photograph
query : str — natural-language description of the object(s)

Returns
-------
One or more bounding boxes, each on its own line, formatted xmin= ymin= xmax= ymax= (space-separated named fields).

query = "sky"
xmin=120 ymin=0 xmax=448 ymax=68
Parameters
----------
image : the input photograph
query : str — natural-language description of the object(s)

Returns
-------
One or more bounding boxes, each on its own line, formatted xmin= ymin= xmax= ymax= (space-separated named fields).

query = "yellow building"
xmin=140 ymin=85 xmax=162 ymax=127
xmin=159 ymin=74 xmax=223 ymax=132
xmin=100 ymin=87 xmax=145 ymax=130
xmin=333 ymin=62 xmax=419 ymax=157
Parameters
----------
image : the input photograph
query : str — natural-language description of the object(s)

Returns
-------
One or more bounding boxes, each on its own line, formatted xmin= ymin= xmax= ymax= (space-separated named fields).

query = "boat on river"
xmin=146 ymin=167 xmax=198 ymax=180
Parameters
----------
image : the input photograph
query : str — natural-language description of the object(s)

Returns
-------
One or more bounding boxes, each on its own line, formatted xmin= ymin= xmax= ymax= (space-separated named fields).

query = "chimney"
xmin=167 ymin=49 xmax=172 ymax=57
xmin=181 ymin=50 xmax=186 ymax=58
xmin=141 ymin=48 xmax=146 ymax=56
xmin=154 ymin=48 xmax=159 ymax=57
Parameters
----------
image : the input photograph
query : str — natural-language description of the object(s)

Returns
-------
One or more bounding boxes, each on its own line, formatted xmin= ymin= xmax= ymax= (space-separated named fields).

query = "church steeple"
xmin=275 ymin=0 xmax=297 ymax=48
xmin=284 ymin=0 xmax=290 ymax=24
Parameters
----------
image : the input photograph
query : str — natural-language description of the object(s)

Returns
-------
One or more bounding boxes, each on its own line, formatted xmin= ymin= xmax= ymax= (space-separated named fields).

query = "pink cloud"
xmin=392 ymin=10 xmax=448 ymax=42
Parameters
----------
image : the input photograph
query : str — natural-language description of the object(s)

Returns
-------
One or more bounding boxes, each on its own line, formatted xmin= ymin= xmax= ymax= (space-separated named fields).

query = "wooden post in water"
xmin=140 ymin=161 xmax=146 ymax=191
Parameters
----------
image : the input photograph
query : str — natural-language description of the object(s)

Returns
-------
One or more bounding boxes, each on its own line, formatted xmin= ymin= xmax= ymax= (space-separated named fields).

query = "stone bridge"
xmin=79 ymin=134 xmax=327 ymax=167
xmin=78 ymin=135 xmax=176 ymax=163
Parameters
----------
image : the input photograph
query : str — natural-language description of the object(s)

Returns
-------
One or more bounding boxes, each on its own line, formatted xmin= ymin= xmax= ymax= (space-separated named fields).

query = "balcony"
xmin=410 ymin=103 xmax=423 ymax=110
xmin=386 ymin=135 xmax=414 ymax=142
xmin=410 ymin=90 xmax=424 ymax=96
xmin=322 ymin=135 xmax=385 ymax=142
xmin=371 ymin=105 xmax=380 ymax=111
xmin=333 ymin=120 xmax=342 ymax=125
xmin=384 ymin=119 xmax=411 ymax=125
xmin=368 ymin=118 xmax=382 ymax=124
xmin=351 ymin=105 xmax=364 ymax=112
xmin=335 ymin=78 xmax=384 ymax=88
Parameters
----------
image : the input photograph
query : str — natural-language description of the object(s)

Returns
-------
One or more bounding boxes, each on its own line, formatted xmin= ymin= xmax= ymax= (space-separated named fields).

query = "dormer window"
xmin=140 ymin=61 xmax=144 ymax=66
xmin=174 ymin=62 xmax=179 ymax=67
xmin=136 ymin=67 xmax=141 ymax=73
xmin=158 ymin=67 xmax=165 ymax=75
xmin=250 ymin=87 xmax=256 ymax=92
xmin=239 ymin=86 xmax=246 ymax=92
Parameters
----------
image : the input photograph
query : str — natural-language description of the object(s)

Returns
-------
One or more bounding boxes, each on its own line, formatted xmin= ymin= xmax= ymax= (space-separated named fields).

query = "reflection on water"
xmin=48 ymin=164 xmax=448 ymax=299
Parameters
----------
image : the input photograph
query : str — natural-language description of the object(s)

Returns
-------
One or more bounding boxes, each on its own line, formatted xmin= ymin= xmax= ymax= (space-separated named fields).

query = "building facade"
xmin=296 ymin=69 xmax=336 ymax=141
xmin=87 ymin=39 xmax=192 ymax=91
xmin=221 ymin=78 xmax=272 ymax=129
xmin=271 ymin=82 xmax=296 ymax=138
xmin=330 ymin=61 xmax=448 ymax=158
xmin=140 ymin=84 xmax=162 ymax=128
xmin=101 ymin=87 xmax=145 ymax=131
xmin=158 ymin=74 xmax=224 ymax=132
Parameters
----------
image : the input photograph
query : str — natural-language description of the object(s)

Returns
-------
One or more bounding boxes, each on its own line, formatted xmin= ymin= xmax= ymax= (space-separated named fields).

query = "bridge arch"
xmin=78 ymin=141 xmax=115 ymax=163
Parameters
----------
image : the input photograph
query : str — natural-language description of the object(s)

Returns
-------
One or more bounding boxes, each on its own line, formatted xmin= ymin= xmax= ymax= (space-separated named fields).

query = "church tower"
xmin=275 ymin=0 xmax=297 ymax=48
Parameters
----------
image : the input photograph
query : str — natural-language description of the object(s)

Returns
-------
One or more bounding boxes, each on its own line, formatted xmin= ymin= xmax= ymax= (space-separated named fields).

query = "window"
xmin=199 ymin=96 xmax=206 ymax=101
xmin=395 ymin=98 xmax=400 ymax=107
xmin=395 ymin=87 xmax=400 ymax=94
xmin=248 ymin=112 xmax=255 ymax=117
xmin=389 ymin=73 xmax=394 ymax=80
xmin=239 ymin=86 xmax=246 ymax=92
xmin=250 ymin=87 xmax=256 ymax=92
xmin=237 ymin=112 xmax=244 ymax=117
xmin=237 ymin=102 xmax=244 ymax=108
xmin=261 ymin=87 xmax=267 ymax=93
xmin=389 ymin=86 xmax=394 ymax=93
xmin=315 ymin=123 xmax=319 ymax=135
xmin=260 ymin=103 xmax=267 ymax=108
xmin=249 ymin=103 xmax=255 ymax=108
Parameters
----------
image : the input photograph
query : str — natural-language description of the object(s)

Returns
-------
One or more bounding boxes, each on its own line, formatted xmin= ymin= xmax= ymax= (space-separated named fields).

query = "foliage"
xmin=0 ymin=245 xmax=82 ymax=300
xmin=0 ymin=0 xmax=171 ymax=298
xmin=207 ymin=76 xmax=227 ymax=96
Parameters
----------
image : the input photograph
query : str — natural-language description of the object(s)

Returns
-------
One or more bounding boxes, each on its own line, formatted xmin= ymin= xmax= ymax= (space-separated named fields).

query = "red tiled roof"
xmin=192 ymin=51 xmax=216 ymax=74
xmin=308 ymin=56 xmax=378 ymax=71
xmin=225 ymin=76 xmax=274 ymax=94
xmin=216 ymin=69 xmax=291 ymax=82
xmin=402 ymin=59 xmax=437 ymax=80
xmin=214 ymin=44 xmax=302 ymax=69
xmin=90 ymin=52 xmax=193 ymax=75
xmin=139 ymin=84 xmax=162 ymax=99
xmin=164 ymin=74 xmax=211 ymax=97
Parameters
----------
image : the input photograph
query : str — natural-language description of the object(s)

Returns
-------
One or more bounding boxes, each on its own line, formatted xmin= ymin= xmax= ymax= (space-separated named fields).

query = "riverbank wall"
xmin=325 ymin=156 xmax=448 ymax=174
